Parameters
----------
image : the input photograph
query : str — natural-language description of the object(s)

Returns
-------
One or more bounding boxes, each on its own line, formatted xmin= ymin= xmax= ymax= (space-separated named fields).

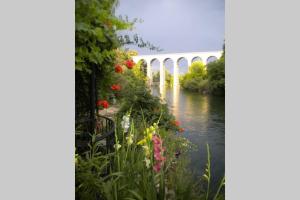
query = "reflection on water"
xmin=152 ymin=85 xmax=225 ymax=190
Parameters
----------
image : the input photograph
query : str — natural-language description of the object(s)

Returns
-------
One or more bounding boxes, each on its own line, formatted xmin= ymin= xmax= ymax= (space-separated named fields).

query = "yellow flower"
xmin=137 ymin=138 xmax=146 ymax=145
xmin=147 ymin=133 xmax=153 ymax=140
xmin=126 ymin=134 xmax=133 ymax=145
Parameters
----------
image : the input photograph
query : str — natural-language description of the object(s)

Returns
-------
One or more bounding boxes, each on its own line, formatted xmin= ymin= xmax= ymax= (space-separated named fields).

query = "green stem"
xmin=212 ymin=176 xmax=225 ymax=200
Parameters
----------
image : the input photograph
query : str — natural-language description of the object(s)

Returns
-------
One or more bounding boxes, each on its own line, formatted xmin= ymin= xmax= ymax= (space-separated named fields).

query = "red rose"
xmin=125 ymin=59 xmax=135 ymax=69
xmin=115 ymin=65 xmax=123 ymax=73
xmin=96 ymin=100 xmax=109 ymax=109
xmin=111 ymin=84 xmax=121 ymax=91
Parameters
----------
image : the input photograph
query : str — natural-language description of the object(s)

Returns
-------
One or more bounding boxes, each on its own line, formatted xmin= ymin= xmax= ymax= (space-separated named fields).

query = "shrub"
xmin=116 ymin=70 xmax=175 ymax=130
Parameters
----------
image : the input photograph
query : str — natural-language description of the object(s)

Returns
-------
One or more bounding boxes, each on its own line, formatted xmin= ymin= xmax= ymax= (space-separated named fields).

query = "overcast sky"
xmin=116 ymin=0 xmax=224 ymax=54
xmin=115 ymin=0 xmax=224 ymax=73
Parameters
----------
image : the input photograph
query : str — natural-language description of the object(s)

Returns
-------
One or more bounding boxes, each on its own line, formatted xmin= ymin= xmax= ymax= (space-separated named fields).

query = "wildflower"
xmin=114 ymin=143 xmax=121 ymax=150
xmin=115 ymin=64 xmax=123 ymax=73
xmin=125 ymin=59 xmax=135 ymax=69
xmin=96 ymin=100 xmax=109 ymax=109
xmin=111 ymin=84 xmax=121 ymax=91
xmin=121 ymin=114 xmax=130 ymax=132
xmin=152 ymin=135 xmax=161 ymax=145
xmin=137 ymin=138 xmax=147 ymax=145
xmin=137 ymin=127 xmax=154 ymax=145
xmin=144 ymin=158 xmax=151 ymax=168
xmin=152 ymin=134 xmax=166 ymax=173
xmin=126 ymin=134 xmax=133 ymax=145
xmin=179 ymin=128 xmax=185 ymax=133
xmin=142 ymin=145 xmax=150 ymax=157
xmin=153 ymin=162 xmax=161 ymax=172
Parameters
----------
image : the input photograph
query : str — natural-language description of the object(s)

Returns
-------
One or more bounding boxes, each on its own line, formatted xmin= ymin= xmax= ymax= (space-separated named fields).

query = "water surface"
xmin=152 ymin=85 xmax=225 ymax=189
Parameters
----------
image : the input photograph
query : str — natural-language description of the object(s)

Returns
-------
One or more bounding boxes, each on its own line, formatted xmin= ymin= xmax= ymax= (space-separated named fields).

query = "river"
xmin=151 ymin=85 xmax=225 ymax=190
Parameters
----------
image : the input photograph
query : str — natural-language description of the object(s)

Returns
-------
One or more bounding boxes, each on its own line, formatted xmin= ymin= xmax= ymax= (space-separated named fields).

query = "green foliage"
xmin=116 ymin=70 xmax=175 ymax=130
xmin=75 ymin=121 xmax=225 ymax=200
xmin=75 ymin=0 xmax=131 ymax=73
xmin=152 ymin=70 xmax=173 ymax=86
xmin=207 ymin=50 xmax=225 ymax=95
xmin=180 ymin=61 xmax=209 ymax=93
xmin=75 ymin=0 xmax=131 ymax=116
xmin=152 ymin=71 xmax=160 ymax=82
xmin=75 ymin=134 xmax=119 ymax=200
xmin=165 ymin=70 xmax=174 ymax=87
xmin=179 ymin=46 xmax=225 ymax=96
xmin=75 ymin=0 xmax=161 ymax=117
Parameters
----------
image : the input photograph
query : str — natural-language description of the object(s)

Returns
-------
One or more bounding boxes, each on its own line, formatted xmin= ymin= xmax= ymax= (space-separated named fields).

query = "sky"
xmin=115 ymin=0 xmax=224 ymax=73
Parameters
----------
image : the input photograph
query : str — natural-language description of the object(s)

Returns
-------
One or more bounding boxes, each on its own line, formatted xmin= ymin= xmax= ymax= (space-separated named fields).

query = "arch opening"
xmin=150 ymin=58 xmax=160 ymax=83
xmin=136 ymin=59 xmax=147 ymax=76
xmin=191 ymin=56 xmax=203 ymax=64
xmin=163 ymin=58 xmax=174 ymax=87
xmin=206 ymin=56 xmax=218 ymax=64
xmin=177 ymin=57 xmax=188 ymax=75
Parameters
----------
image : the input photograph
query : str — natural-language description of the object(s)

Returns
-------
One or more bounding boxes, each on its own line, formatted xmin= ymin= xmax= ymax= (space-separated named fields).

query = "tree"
xmin=179 ymin=61 xmax=208 ymax=92
xmin=207 ymin=46 xmax=225 ymax=95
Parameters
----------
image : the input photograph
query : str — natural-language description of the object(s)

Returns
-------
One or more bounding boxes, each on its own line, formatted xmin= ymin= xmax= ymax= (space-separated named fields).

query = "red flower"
xmin=125 ymin=59 xmax=135 ymax=69
xmin=179 ymin=128 xmax=185 ymax=133
xmin=115 ymin=65 xmax=123 ymax=73
xmin=111 ymin=84 xmax=121 ymax=91
xmin=171 ymin=120 xmax=180 ymax=127
xmin=96 ymin=100 xmax=109 ymax=109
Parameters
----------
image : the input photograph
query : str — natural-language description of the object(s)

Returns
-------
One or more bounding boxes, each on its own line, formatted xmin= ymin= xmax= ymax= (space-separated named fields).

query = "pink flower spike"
xmin=153 ymin=163 xmax=161 ymax=172
xmin=152 ymin=135 xmax=161 ymax=145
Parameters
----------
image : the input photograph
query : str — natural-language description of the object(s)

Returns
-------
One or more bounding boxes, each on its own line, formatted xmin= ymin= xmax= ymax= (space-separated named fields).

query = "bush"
xmin=116 ymin=69 xmax=175 ymax=130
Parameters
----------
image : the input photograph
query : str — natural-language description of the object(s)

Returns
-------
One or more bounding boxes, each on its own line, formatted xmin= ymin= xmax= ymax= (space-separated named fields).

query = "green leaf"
xmin=94 ymin=27 xmax=106 ymax=42
xmin=128 ymin=190 xmax=143 ymax=200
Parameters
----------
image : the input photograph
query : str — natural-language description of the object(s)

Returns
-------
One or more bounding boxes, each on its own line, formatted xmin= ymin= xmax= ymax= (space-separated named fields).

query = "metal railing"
xmin=75 ymin=115 xmax=115 ymax=154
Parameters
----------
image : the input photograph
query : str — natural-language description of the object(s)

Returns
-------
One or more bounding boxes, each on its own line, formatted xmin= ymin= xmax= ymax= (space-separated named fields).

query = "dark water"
xmin=152 ymin=85 xmax=225 ymax=189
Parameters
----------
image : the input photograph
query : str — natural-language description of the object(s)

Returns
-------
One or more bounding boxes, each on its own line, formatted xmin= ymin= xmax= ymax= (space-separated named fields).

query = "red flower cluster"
xmin=96 ymin=100 xmax=109 ymax=109
xmin=171 ymin=120 xmax=185 ymax=133
xmin=111 ymin=84 xmax=121 ymax=91
xmin=115 ymin=65 xmax=123 ymax=73
xmin=152 ymin=135 xmax=166 ymax=173
xmin=124 ymin=59 xmax=135 ymax=69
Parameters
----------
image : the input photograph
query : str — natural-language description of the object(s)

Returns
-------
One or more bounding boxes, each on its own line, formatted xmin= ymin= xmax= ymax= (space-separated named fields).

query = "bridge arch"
xmin=191 ymin=56 xmax=203 ymax=64
xmin=150 ymin=58 xmax=160 ymax=82
xmin=206 ymin=56 xmax=218 ymax=64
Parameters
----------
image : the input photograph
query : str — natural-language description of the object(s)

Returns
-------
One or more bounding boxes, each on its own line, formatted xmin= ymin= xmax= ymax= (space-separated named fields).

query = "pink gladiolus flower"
xmin=152 ymin=134 xmax=166 ymax=173
xmin=153 ymin=162 xmax=161 ymax=172
xmin=152 ymin=135 xmax=161 ymax=145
